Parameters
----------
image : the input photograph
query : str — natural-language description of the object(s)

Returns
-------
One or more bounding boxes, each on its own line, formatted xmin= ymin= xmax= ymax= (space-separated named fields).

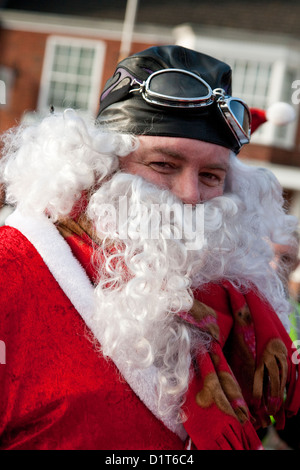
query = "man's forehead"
xmin=138 ymin=135 xmax=231 ymax=167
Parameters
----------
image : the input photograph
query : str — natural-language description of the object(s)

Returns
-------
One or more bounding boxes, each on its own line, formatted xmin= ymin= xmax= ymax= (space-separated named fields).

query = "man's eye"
xmin=200 ymin=172 xmax=224 ymax=187
xmin=200 ymin=172 xmax=220 ymax=181
xmin=149 ymin=162 xmax=175 ymax=170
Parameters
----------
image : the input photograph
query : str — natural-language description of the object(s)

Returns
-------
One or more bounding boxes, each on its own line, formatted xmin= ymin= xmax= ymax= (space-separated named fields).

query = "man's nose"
xmin=172 ymin=171 xmax=201 ymax=205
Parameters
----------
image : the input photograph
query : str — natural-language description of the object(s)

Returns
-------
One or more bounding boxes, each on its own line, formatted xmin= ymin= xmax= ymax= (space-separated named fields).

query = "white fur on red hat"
xmin=250 ymin=102 xmax=296 ymax=133
xmin=266 ymin=102 xmax=296 ymax=126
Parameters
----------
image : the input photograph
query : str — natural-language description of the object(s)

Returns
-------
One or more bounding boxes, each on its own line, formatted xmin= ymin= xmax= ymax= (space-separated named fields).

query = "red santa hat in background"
xmin=250 ymin=102 xmax=296 ymax=133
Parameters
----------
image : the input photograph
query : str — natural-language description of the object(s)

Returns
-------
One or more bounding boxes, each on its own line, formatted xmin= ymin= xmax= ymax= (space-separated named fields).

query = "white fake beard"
xmin=87 ymin=172 xmax=208 ymax=421
xmin=86 ymin=170 xmax=291 ymax=420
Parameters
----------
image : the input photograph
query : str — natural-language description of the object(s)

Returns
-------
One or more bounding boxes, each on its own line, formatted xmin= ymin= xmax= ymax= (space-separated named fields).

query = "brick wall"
xmin=0 ymin=26 xmax=156 ymax=133
xmin=0 ymin=27 xmax=48 ymax=131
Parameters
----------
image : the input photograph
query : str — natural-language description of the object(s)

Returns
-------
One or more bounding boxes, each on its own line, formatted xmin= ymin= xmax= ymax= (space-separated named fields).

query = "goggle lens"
xmin=148 ymin=70 xmax=211 ymax=100
xmin=223 ymin=98 xmax=251 ymax=144
xmin=230 ymin=99 xmax=251 ymax=135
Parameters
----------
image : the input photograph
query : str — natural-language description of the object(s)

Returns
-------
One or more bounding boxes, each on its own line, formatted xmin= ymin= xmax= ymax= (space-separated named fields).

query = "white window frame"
xmin=0 ymin=65 xmax=16 ymax=107
xmin=175 ymin=28 xmax=300 ymax=149
xmin=38 ymin=35 xmax=106 ymax=117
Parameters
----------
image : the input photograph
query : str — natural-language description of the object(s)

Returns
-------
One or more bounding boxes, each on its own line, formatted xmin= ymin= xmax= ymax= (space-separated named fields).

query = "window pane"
xmin=47 ymin=43 xmax=97 ymax=110
xmin=53 ymin=45 xmax=71 ymax=73
xmin=48 ymin=81 xmax=67 ymax=108
xmin=227 ymin=59 xmax=272 ymax=108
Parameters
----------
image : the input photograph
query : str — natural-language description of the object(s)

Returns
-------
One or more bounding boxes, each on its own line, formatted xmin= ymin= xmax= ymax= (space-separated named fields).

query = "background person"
xmin=269 ymin=233 xmax=300 ymax=449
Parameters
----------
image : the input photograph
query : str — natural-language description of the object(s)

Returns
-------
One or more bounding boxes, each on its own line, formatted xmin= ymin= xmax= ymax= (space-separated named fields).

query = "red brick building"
xmin=0 ymin=9 xmax=172 ymax=132
xmin=0 ymin=2 xmax=300 ymax=225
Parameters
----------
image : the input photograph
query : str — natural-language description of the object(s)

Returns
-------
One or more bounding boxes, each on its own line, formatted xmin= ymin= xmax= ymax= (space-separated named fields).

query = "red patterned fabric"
xmin=181 ymin=282 xmax=300 ymax=449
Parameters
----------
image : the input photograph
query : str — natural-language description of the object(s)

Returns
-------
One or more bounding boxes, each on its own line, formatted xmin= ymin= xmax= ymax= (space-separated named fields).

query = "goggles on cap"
xmin=129 ymin=68 xmax=251 ymax=150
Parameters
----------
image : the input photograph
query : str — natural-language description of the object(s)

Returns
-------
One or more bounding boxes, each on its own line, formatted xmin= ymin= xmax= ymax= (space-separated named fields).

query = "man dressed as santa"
xmin=0 ymin=45 xmax=299 ymax=450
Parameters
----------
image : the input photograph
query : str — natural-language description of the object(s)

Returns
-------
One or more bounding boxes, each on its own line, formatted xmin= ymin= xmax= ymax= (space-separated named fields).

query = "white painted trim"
xmin=0 ymin=10 xmax=173 ymax=43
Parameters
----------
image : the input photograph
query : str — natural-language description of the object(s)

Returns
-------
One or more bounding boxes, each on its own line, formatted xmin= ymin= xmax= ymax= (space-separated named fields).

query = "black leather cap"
xmin=96 ymin=45 xmax=241 ymax=153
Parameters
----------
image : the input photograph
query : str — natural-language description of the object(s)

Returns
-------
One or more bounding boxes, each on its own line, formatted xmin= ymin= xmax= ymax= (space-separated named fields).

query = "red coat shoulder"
xmin=0 ymin=225 xmax=44 ymax=295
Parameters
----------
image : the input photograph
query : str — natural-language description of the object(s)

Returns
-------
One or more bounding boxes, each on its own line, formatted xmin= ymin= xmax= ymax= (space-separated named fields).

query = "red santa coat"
xmin=3 ymin=210 xmax=298 ymax=450
xmin=0 ymin=210 xmax=187 ymax=450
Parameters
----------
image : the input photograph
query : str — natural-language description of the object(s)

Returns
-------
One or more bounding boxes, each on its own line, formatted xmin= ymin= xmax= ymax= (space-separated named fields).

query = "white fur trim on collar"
xmin=6 ymin=209 xmax=96 ymax=319
xmin=6 ymin=209 xmax=187 ymax=441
